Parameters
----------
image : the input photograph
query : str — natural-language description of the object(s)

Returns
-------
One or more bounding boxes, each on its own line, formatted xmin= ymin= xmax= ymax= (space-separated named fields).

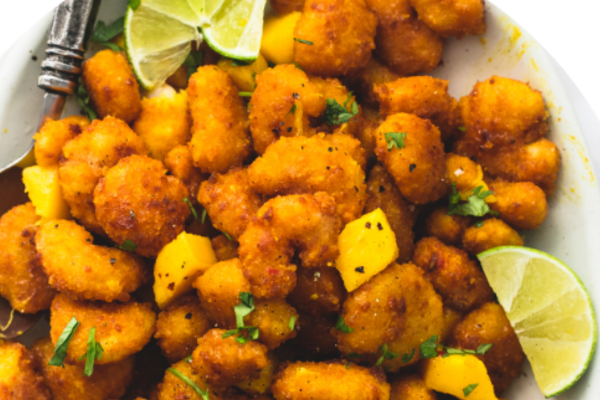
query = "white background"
xmin=0 ymin=0 xmax=599 ymax=119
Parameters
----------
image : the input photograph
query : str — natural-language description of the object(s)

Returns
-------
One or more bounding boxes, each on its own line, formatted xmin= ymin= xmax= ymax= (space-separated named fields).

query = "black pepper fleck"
xmin=287 ymin=127 xmax=292 ymax=133
xmin=110 ymin=258 xmax=116 ymax=265
xmin=293 ymin=92 xmax=299 ymax=99
xmin=365 ymin=222 xmax=371 ymax=229
xmin=409 ymin=164 xmax=416 ymax=173
xmin=379 ymin=185 xmax=386 ymax=193
xmin=355 ymin=266 xmax=365 ymax=273
xmin=185 ymin=313 xmax=192 ymax=319
xmin=377 ymin=222 xmax=383 ymax=230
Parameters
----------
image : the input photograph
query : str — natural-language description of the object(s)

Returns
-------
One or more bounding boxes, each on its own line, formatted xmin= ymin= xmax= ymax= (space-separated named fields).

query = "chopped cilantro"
xmin=447 ymin=184 xmax=498 ymax=218
xmin=294 ymin=38 xmax=314 ymax=45
xmin=420 ymin=335 xmax=439 ymax=359
xmin=288 ymin=104 xmax=297 ymax=115
xmin=183 ymin=198 xmax=197 ymax=220
xmin=167 ymin=368 xmax=210 ymax=400
xmin=293 ymin=62 xmax=304 ymax=71
xmin=402 ymin=348 xmax=415 ymax=363
xmin=238 ymin=92 xmax=253 ymax=97
xmin=48 ymin=316 xmax=79 ymax=368
xmin=463 ymin=383 xmax=479 ymax=397
xmin=474 ymin=221 xmax=484 ymax=228
xmin=116 ymin=239 xmax=137 ymax=252
xmin=385 ymin=132 xmax=406 ymax=151
xmin=76 ymin=77 xmax=96 ymax=120
xmin=222 ymin=292 xmax=260 ymax=344
xmin=288 ymin=315 xmax=297 ymax=331
xmin=90 ymin=18 xmax=124 ymax=51
xmin=321 ymin=93 xmax=359 ymax=126
xmin=77 ymin=327 xmax=103 ymax=376
xmin=335 ymin=315 xmax=354 ymax=334
xmin=223 ymin=232 xmax=233 ymax=241
xmin=183 ymin=51 xmax=204 ymax=80
xmin=458 ymin=126 xmax=466 ymax=132
xmin=476 ymin=343 xmax=494 ymax=354
xmin=201 ymin=209 xmax=207 ymax=224
xmin=375 ymin=343 xmax=399 ymax=366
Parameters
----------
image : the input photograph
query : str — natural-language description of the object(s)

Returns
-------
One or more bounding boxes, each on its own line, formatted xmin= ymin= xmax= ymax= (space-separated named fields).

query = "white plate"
xmin=0 ymin=0 xmax=598 ymax=398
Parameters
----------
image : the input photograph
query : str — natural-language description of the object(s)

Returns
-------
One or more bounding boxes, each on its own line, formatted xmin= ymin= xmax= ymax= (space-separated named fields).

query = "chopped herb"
xmin=288 ymin=315 xmax=297 ymax=331
xmin=402 ymin=348 xmax=415 ymax=363
xmin=446 ymin=347 xmax=476 ymax=356
xmin=90 ymin=18 xmax=124 ymax=51
xmin=184 ymin=355 xmax=193 ymax=362
xmin=223 ymin=232 xmax=233 ymax=241
xmin=420 ymin=335 xmax=439 ymax=359
xmin=109 ymin=258 xmax=116 ymax=265
xmin=77 ymin=327 xmax=103 ymax=377
xmin=293 ymin=62 xmax=304 ymax=71
xmin=447 ymin=184 xmax=498 ymax=218
xmin=463 ymin=383 xmax=479 ymax=397
xmin=128 ymin=0 xmax=141 ymax=10
xmin=48 ymin=316 xmax=79 ymax=368
xmin=76 ymin=77 xmax=96 ymax=120
xmin=238 ymin=92 xmax=253 ymax=97
xmin=294 ymin=38 xmax=314 ymax=45
xmin=222 ymin=292 xmax=260 ymax=344
xmin=288 ymin=104 xmax=297 ymax=115
xmin=183 ymin=198 xmax=197 ymax=220
xmin=375 ymin=343 xmax=399 ymax=366
xmin=476 ymin=343 xmax=494 ymax=354
xmin=335 ymin=315 xmax=354 ymax=334
xmin=167 ymin=368 xmax=210 ymax=400
xmin=201 ymin=209 xmax=207 ymax=224
xmin=475 ymin=221 xmax=484 ymax=228
xmin=385 ymin=132 xmax=407 ymax=151
xmin=116 ymin=239 xmax=138 ymax=252
xmin=183 ymin=51 xmax=204 ymax=80
xmin=321 ymin=93 xmax=359 ymax=126
xmin=458 ymin=126 xmax=466 ymax=132
xmin=345 ymin=360 xmax=351 ymax=370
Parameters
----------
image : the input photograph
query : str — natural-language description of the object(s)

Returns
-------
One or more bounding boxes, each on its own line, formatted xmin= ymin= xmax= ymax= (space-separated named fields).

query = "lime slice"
xmin=478 ymin=246 xmax=597 ymax=397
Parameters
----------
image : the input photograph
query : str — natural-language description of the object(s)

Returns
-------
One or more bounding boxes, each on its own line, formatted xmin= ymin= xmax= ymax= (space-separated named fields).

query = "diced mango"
xmin=154 ymin=232 xmax=218 ymax=309
xmin=22 ymin=165 xmax=70 ymax=219
xmin=218 ymin=54 xmax=269 ymax=92
xmin=236 ymin=352 xmax=279 ymax=395
xmin=422 ymin=355 xmax=498 ymax=400
xmin=16 ymin=148 xmax=36 ymax=168
xmin=335 ymin=208 xmax=398 ymax=292
xmin=260 ymin=12 xmax=302 ymax=65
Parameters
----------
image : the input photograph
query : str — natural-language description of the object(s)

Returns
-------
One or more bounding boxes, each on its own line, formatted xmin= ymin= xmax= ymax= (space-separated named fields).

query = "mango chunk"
xmin=260 ymin=12 xmax=302 ymax=65
xmin=218 ymin=54 xmax=269 ymax=92
xmin=22 ymin=165 xmax=70 ymax=219
xmin=154 ymin=232 xmax=218 ymax=309
xmin=16 ymin=148 xmax=36 ymax=168
xmin=422 ymin=355 xmax=498 ymax=400
xmin=336 ymin=208 xmax=398 ymax=292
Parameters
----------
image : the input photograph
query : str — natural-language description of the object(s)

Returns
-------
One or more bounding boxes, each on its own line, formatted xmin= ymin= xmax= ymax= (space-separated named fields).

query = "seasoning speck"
xmin=377 ymin=222 xmax=383 ymax=230
xmin=355 ymin=266 xmax=365 ymax=273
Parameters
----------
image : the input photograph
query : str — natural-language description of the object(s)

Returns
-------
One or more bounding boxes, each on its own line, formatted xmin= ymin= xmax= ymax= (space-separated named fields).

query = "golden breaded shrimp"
xmin=412 ymin=237 xmax=494 ymax=311
xmin=293 ymin=0 xmax=377 ymax=76
xmin=345 ymin=57 xmax=402 ymax=107
xmin=191 ymin=329 xmax=270 ymax=387
xmin=294 ymin=313 xmax=340 ymax=356
xmin=239 ymin=193 xmax=342 ymax=299
xmin=0 ymin=203 xmax=55 ymax=314
xmin=439 ymin=306 xmax=463 ymax=343
xmin=324 ymin=130 xmax=368 ymax=171
xmin=408 ymin=0 xmax=486 ymax=38
xmin=194 ymin=258 xmax=251 ymax=329
xmin=82 ymin=49 xmax=141 ymax=123
xmin=488 ymin=181 xmax=548 ymax=230
xmin=333 ymin=262 xmax=408 ymax=355
xmin=450 ymin=303 xmax=525 ymax=395
xmin=365 ymin=165 xmax=418 ymax=262
xmin=93 ymin=155 xmax=190 ymax=257
xmin=246 ymin=298 xmax=299 ymax=349
xmin=35 ymin=219 xmax=147 ymax=303
xmin=249 ymin=65 xmax=325 ymax=154
xmin=375 ymin=76 xmax=460 ymax=142
xmin=188 ymin=66 xmax=252 ymax=173
xmin=424 ymin=205 xmax=472 ymax=247
xmin=374 ymin=113 xmax=448 ymax=204
xmin=31 ymin=337 xmax=135 ymax=400
xmin=248 ymin=134 xmax=366 ymax=224
xmin=155 ymin=295 xmax=212 ymax=363
xmin=271 ymin=0 xmax=305 ymax=14
xmin=59 ymin=116 xmax=147 ymax=235
xmin=272 ymin=361 xmax=390 ymax=400
xmin=198 ymin=168 xmax=263 ymax=240
xmin=50 ymin=294 xmax=156 ymax=364
xmin=462 ymin=218 xmax=523 ymax=255
xmin=33 ymin=116 xmax=90 ymax=167
xmin=211 ymin=234 xmax=240 ymax=262
xmin=390 ymin=374 xmax=437 ymax=400
xmin=445 ymin=153 xmax=489 ymax=196
xmin=133 ymin=90 xmax=191 ymax=161
xmin=156 ymin=358 xmax=222 ymax=400
xmin=367 ymin=0 xmax=443 ymax=76
xmin=0 ymin=340 xmax=51 ymax=400
xmin=164 ymin=145 xmax=208 ymax=205
xmin=288 ymin=266 xmax=347 ymax=317
xmin=354 ymin=108 xmax=383 ymax=158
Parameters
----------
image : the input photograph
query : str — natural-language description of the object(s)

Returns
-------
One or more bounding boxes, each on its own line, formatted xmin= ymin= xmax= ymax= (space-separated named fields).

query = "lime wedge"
xmin=478 ymin=246 xmax=597 ymax=397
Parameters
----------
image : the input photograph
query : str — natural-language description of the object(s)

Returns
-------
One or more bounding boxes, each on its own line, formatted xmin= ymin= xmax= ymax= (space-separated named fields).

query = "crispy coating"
xmin=249 ymin=65 xmax=325 ymax=154
xmin=156 ymin=359 xmax=218 ymax=400
xmin=439 ymin=306 xmax=463 ymax=343
xmin=367 ymin=0 xmax=443 ymax=76
xmin=323 ymin=130 xmax=368 ymax=171
xmin=346 ymin=57 xmax=402 ymax=107
xmin=247 ymin=299 xmax=299 ymax=349
xmin=408 ymin=0 xmax=485 ymax=38
xmin=0 ymin=203 xmax=54 ymax=313
xmin=294 ymin=313 xmax=340 ymax=355
xmin=454 ymin=76 xmax=548 ymax=159
xmin=36 ymin=219 xmax=146 ymax=302
xmin=198 ymin=168 xmax=263 ymax=240
xmin=34 ymin=116 xmax=90 ymax=167
xmin=293 ymin=0 xmax=377 ymax=76
xmin=194 ymin=258 xmax=251 ymax=329
xmin=59 ymin=116 xmax=147 ymax=234
xmin=239 ymin=193 xmax=342 ymax=299
xmin=288 ymin=266 xmax=346 ymax=316
xmin=271 ymin=0 xmax=305 ymax=14
xmin=133 ymin=91 xmax=191 ymax=161
xmin=374 ymin=113 xmax=448 ymax=204
xmin=381 ymin=263 xmax=443 ymax=371
xmin=445 ymin=153 xmax=483 ymax=194
xmin=82 ymin=49 xmax=141 ymax=123
xmin=412 ymin=237 xmax=494 ymax=311
xmin=248 ymin=134 xmax=367 ymax=224
xmin=450 ymin=303 xmax=525 ymax=394
xmin=355 ymin=108 xmax=382 ymax=157
xmin=31 ymin=337 xmax=135 ymax=400
xmin=191 ymin=329 xmax=270 ymax=386
xmin=462 ymin=218 xmax=523 ymax=255
xmin=272 ymin=361 xmax=390 ymax=400
xmin=424 ymin=205 xmax=471 ymax=247
xmin=365 ymin=165 xmax=418 ymax=262
xmin=334 ymin=262 xmax=408 ymax=355
xmin=212 ymin=234 xmax=240 ymax=261
xmin=488 ymin=181 xmax=548 ymax=230
xmin=188 ymin=66 xmax=252 ymax=173
xmin=375 ymin=76 xmax=460 ymax=142
xmin=94 ymin=155 xmax=190 ymax=257
xmin=390 ymin=374 xmax=437 ymax=400
xmin=0 ymin=340 xmax=51 ymax=400
xmin=164 ymin=145 xmax=208 ymax=205
xmin=155 ymin=295 xmax=212 ymax=362
xmin=50 ymin=293 xmax=156 ymax=364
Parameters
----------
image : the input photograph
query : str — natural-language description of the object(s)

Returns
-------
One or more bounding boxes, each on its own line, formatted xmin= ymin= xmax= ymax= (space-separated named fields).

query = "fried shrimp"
xmin=294 ymin=313 xmax=340 ymax=356
xmin=94 ymin=155 xmax=190 ymax=257
xmin=390 ymin=374 xmax=437 ymax=400
xmin=164 ymin=145 xmax=208 ymax=204
xmin=272 ymin=361 xmax=390 ymax=400
xmin=374 ymin=113 xmax=448 ymax=204
xmin=0 ymin=203 xmax=55 ymax=314
xmin=198 ymin=168 xmax=263 ymax=240
xmin=33 ymin=116 xmax=90 ymax=167
xmin=211 ymin=234 xmax=240 ymax=261
xmin=249 ymin=65 xmax=325 ymax=154
xmin=35 ymin=219 xmax=147 ymax=303
xmin=488 ymin=181 xmax=548 ymax=230
xmin=345 ymin=57 xmax=402 ymax=107
xmin=288 ymin=266 xmax=347 ymax=317
xmin=188 ymin=66 xmax=252 ymax=173
xmin=293 ymin=0 xmax=377 ymax=76
xmin=0 ymin=340 xmax=51 ymax=400
xmin=246 ymin=298 xmax=299 ymax=349
xmin=408 ymin=0 xmax=486 ymax=38
xmin=248 ymin=134 xmax=367 ymax=224
xmin=156 ymin=358 xmax=215 ymax=400
xmin=462 ymin=218 xmax=524 ymax=255
xmin=424 ymin=205 xmax=472 ymax=247
xmin=82 ymin=49 xmax=142 ymax=123
xmin=238 ymin=193 xmax=342 ymax=299
xmin=58 ymin=116 xmax=147 ymax=235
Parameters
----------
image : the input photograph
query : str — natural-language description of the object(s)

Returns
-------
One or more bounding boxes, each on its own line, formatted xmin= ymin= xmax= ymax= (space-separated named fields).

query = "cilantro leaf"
xmin=288 ymin=104 xmax=297 ymax=115
xmin=183 ymin=198 xmax=197 ymax=220
xmin=476 ymin=343 xmax=494 ymax=354
xmin=183 ymin=51 xmax=204 ymax=80
xmin=420 ymin=335 xmax=439 ymax=359
xmin=116 ymin=239 xmax=137 ymax=252
xmin=335 ymin=315 xmax=354 ymax=334
xmin=463 ymin=383 xmax=479 ymax=397
xmin=238 ymin=92 xmax=253 ymax=97
xmin=201 ymin=209 xmax=207 ymax=224
xmin=321 ymin=93 xmax=359 ymax=126
xmin=447 ymin=184 xmax=497 ymax=218
xmin=223 ymin=232 xmax=233 ymax=241
xmin=78 ymin=327 xmax=103 ymax=376
xmin=475 ymin=221 xmax=484 ymax=228
xmin=375 ymin=343 xmax=399 ymax=366
xmin=222 ymin=292 xmax=260 ymax=344
xmin=402 ymin=348 xmax=415 ymax=363
xmin=294 ymin=38 xmax=314 ymax=45
xmin=385 ymin=132 xmax=406 ymax=151
xmin=90 ymin=18 xmax=124 ymax=51
xmin=76 ymin=78 xmax=96 ymax=120
xmin=458 ymin=126 xmax=466 ymax=132
xmin=48 ymin=316 xmax=79 ymax=368
xmin=167 ymin=368 xmax=210 ymax=400
xmin=288 ymin=315 xmax=297 ymax=331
